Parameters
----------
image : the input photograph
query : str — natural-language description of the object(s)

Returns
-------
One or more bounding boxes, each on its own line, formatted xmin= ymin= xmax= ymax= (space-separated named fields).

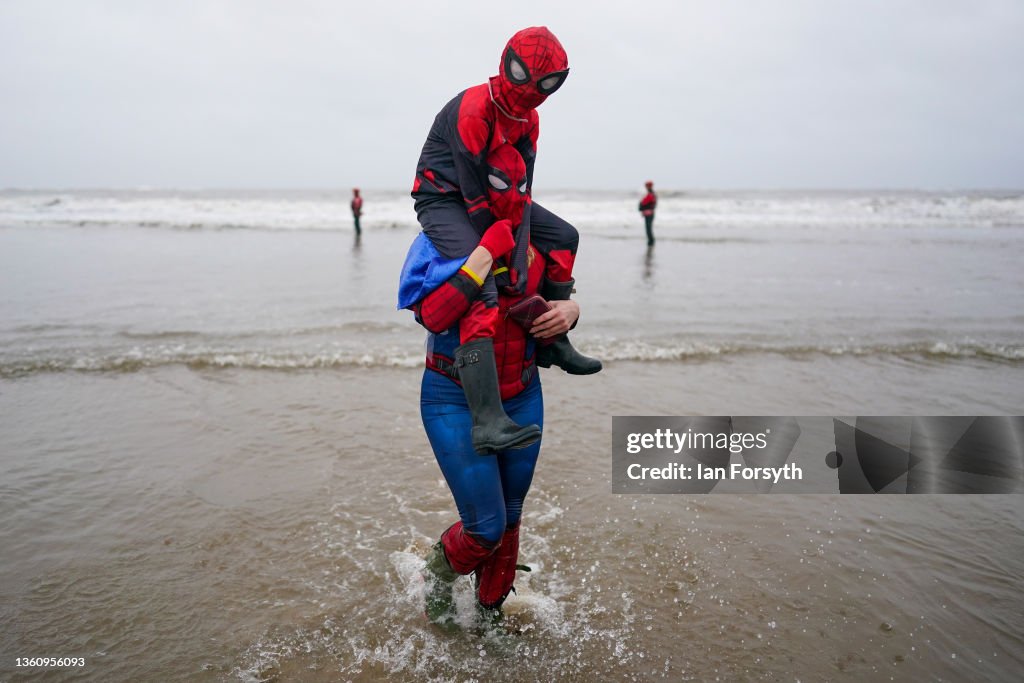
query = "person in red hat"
xmin=639 ymin=181 xmax=657 ymax=246
xmin=350 ymin=188 xmax=363 ymax=236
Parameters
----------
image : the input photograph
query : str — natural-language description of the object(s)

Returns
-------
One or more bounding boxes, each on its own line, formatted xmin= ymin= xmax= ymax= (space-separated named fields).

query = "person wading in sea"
xmin=350 ymin=188 xmax=363 ymax=236
xmin=639 ymin=180 xmax=657 ymax=246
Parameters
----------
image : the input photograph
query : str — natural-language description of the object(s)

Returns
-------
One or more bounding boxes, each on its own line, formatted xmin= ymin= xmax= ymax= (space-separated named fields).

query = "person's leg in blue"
xmin=419 ymin=371 xmax=543 ymax=625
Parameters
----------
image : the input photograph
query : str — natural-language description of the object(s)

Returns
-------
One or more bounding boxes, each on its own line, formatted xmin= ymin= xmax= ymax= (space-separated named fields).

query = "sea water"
xmin=1 ymin=188 xmax=1022 ymax=681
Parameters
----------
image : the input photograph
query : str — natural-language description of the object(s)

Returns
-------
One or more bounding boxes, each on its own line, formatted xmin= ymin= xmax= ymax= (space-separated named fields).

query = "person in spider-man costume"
xmin=405 ymin=142 xmax=564 ymax=627
xmin=407 ymin=25 xmax=601 ymax=457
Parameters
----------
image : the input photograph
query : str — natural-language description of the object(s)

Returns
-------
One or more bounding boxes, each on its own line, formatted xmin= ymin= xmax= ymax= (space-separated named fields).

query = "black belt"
xmin=425 ymin=353 xmax=535 ymax=388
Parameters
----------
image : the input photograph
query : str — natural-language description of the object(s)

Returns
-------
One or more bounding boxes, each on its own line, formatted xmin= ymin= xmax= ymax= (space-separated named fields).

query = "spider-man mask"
xmin=485 ymin=143 xmax=528 ymax=227
xmin=489 ymin=26 xmax=569 ymax=119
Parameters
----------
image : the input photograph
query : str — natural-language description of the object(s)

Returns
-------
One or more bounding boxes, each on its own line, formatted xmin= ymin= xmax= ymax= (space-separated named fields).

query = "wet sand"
xmin=2 ymin=362 xmax=1022 ymax=681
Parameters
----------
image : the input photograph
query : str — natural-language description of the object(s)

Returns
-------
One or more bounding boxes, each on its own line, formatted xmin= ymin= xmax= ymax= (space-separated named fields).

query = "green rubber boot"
xmin=535 ymin=278 xmax=603 ymax=375
xmin=422 ymin=540 xmax=459 ymax=629
xmin=455 ymin=338 xmax=542 ymax=454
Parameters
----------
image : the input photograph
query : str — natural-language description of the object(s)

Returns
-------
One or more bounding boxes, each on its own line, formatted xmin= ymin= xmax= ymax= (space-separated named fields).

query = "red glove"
xmin=478 ymin=219 xmax=515 ymax=260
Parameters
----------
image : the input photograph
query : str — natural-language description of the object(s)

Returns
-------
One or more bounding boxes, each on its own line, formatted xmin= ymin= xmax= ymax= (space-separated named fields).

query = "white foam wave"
xmin=581 ymin=338 xmax=1024 ymax=362
xmin=533 ymin=189 xmax=1024 ymax=232
xmin=3 ymin=336 xmax=1021 ymax=378
xmin=0 ymin=189 xmax=419 ymax=233
xmin=0 ymin=348 xmax=425 ymax=377
xmin=3 ymin=189 xmax=1022 ymax=234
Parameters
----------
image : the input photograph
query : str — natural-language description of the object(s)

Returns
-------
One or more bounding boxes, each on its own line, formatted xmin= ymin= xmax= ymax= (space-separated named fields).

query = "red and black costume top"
xmin=640 ymin=189 xmax=657 ymax=217
xmin=412 ymin=84 xmax=539 ymax=236
xmin=411 ymin=26 xmax=570 ymax=295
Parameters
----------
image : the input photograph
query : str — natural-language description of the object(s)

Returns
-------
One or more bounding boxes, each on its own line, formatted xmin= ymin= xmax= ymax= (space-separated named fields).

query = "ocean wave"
xmin=598 ymin=234 xmax=760 ymax=244
xmin=3 ymin=218 xmax=417 ymax=233
xmin=583 ymin=339 xmax=1024 ymax=362
xmin=112 ymin=321 xmax=409 ymax=341
xmin=3 ymin=189 xmax=1023 ymax=235
xmin=0 ymin=349 xmax=425 ymax=378
xmin=2 ymin=339 xmax=1022 ymax=378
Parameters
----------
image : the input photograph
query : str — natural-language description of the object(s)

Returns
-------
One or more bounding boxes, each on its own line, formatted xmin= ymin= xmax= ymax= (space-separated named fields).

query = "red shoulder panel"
xmin=457 ymin=85 xmax=494 ymax=156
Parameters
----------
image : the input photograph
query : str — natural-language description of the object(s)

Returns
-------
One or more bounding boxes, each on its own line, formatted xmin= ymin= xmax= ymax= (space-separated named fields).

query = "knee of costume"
xmin=544 ymin=249 xmax=576 ymax=283
xmin=528 ymin=202 xmax=579 ymax=282
xmin=415 ymin=197 xmax=483 ymax=260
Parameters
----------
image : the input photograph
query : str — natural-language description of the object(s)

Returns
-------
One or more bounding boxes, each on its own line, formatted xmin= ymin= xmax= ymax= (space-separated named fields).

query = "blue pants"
xmin=420 ymin=370 xmax=544 ymax=545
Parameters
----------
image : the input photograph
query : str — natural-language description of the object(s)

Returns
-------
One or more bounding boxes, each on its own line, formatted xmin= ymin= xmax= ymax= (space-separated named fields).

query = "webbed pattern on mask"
xmin=490 ymin=26 xmax=569 ymax=119
xmin=485 ymin=143 xmax=530 ymax=228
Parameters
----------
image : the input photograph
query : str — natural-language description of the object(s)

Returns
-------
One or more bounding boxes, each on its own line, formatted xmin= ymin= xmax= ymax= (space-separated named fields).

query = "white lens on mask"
xmin=510 ymin=60 xmax=527 ymax=82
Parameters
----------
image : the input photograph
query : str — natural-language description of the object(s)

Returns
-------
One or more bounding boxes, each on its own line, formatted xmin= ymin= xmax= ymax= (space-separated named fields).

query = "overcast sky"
xmin=1 ymin=0 xmax=1022 ymax=190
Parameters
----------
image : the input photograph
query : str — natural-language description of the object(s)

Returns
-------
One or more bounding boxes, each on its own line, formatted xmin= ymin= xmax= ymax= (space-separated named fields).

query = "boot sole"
xmin=473 ymin=427 xmax=542 ymax=455
xmin=537 ymin=359 xmax=603 ymax=375
xmin=562 ymin=364 xmax=602 ymax=375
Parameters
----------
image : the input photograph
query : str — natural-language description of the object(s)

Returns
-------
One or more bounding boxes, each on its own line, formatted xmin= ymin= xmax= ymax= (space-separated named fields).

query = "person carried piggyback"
xmin=398 ymin=26 xmax=601 ymax=457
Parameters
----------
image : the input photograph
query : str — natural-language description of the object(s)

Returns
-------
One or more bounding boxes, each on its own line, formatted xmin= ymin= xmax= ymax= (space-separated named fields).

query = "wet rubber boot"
xmin=455 ymin=338 xmax=541 ymax=454
xmin=422 ymin=540 xmax=459 ymax=629
xmin=536 ymin=278 xmax=603 ymax=375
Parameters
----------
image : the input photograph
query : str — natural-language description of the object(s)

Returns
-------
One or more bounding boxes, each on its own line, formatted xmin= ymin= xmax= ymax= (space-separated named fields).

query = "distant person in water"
xmin=639 ymin=181 xmax=657 ymax=246
xmin=350 ymin=188 xmax=363 ymax=236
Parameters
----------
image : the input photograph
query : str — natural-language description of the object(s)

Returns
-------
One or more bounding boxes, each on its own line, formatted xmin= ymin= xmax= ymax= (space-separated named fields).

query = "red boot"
xmin=474 ymin=524 xmax=526 ymax=610
xmin=441 ymin=521 xmax=496 ymax=574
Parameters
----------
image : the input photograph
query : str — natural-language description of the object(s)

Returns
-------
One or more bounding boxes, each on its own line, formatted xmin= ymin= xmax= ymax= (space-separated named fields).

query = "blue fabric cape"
xmin=397 ymin=232 xmax=468 ymax=310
